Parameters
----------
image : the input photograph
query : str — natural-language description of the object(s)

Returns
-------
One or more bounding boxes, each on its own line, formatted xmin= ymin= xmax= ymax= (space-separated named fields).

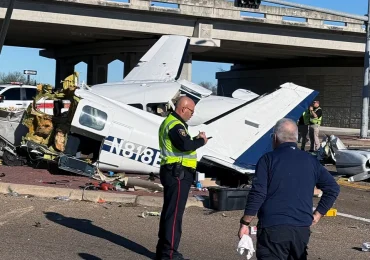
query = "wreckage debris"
xmin=33 ymin=222 xmax=42 ymax=228
xmin=54 ymin=196 xmax=70 ymax=201
xmin=8 ymin=191 xmax=19 ymax=197
xmin=139 ymin=211 xmax=161 ymax=218
xmin=0 ymin=72 xmax=87 ymax=168
xmin=193 ymin=195 xmax=205 ymax=201
xmin=22 ymin=77 xmax=78 ymax=152
xmin=362 ymin=242 xmax=370 ymax=252
xmin=92 ymin=169 xmax=163 ymax=192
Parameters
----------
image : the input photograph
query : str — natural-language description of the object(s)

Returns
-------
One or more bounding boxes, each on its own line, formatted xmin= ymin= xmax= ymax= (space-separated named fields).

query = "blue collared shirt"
xmin=244 ymin=142 xmax=340 ymax=228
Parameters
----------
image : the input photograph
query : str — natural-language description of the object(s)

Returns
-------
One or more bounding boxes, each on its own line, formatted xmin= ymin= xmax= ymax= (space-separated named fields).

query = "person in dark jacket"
xmin=238 ymin=117 xmax=340 ymax=260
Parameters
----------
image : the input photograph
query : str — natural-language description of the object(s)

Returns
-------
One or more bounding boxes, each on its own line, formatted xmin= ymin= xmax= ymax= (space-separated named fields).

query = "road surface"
xmin=0 ymin=184 xmax=369 ymax=259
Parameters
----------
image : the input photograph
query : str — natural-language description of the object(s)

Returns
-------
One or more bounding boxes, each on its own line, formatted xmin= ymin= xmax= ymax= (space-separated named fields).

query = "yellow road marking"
xmin=337 ymin=177 xmax=370 ymax=191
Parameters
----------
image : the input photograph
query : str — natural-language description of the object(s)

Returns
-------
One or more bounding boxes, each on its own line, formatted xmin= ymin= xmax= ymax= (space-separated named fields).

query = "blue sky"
xmin=0 ymin=0 xmax=367 ymax=86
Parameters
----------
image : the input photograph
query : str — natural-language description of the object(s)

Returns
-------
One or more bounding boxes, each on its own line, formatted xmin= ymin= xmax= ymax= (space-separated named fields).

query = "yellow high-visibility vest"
xmin=158 ymin=114 xmax=197 ymax=169
xmin=302 ymin=110 xmax=310 ymax=125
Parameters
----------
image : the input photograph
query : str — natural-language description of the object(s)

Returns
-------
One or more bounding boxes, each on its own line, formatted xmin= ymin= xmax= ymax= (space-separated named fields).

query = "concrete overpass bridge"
xmin=0 ymin=0 xmax=367 ymax=128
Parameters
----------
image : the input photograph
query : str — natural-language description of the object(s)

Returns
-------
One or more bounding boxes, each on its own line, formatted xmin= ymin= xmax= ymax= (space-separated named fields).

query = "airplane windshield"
xmin=330 ymin=136 xmax=347 ymax=150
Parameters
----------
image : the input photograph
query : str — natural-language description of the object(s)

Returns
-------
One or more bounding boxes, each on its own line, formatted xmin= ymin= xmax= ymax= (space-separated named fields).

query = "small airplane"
xmin=0 ymin=35 xmax=318 ymax=186
xmin=318 ymin=135 xmax=370 ymax=182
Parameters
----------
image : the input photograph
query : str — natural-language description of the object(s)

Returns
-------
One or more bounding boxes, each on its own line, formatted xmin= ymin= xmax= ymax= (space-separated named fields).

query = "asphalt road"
xmin=0 ymin=185 xmax=369 ymax=260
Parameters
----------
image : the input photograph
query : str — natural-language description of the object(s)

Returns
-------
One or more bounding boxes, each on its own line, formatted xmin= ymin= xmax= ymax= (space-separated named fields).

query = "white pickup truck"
xmin=0 ymin=82 xmax=70 ymax=114
xmin=0 ymin=82 xmax=37 ymax=110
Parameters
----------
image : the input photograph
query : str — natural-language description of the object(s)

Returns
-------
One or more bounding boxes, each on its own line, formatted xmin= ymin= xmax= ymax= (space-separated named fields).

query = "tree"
xmin=199 ymin=81 xmax=217 ymax=95
xmin=0 ymin=71 xmax=27 ymax=84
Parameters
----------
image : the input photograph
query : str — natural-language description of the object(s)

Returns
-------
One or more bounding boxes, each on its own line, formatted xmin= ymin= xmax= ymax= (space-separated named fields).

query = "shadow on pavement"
xmin=78 ymin=253 xmax=102 ymax=260
xmin=44 ymin=212 xmax=155 ymax=259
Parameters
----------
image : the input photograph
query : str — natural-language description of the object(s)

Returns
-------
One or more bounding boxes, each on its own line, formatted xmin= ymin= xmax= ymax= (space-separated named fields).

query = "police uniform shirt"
xmin=167 ymin=112 xmax=205 ymax=152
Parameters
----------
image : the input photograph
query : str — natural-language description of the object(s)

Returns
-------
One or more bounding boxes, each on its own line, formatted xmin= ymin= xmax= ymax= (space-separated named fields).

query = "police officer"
xmin=308 ymin=101 xmax=322 ymax=151
xmin=156 ymin=96 xmax=208 ymax=260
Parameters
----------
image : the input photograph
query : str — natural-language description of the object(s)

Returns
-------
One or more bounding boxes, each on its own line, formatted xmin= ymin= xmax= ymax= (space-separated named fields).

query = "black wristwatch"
xmin=240 ymin=217 xmax=250 ymax=226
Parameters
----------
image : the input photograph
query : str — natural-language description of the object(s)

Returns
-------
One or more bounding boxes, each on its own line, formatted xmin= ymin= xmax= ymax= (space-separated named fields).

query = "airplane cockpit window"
xmin=128 ymin=103 xmax=143 ymax=110
xmin=79 ymin=105 xmax=107 ymax=131
xmin=147 ymin=103 xmax=171 ymax=117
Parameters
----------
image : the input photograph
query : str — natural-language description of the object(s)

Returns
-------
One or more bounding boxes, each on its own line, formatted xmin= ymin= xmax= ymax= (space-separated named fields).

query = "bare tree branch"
xmin=0 ymin=71 xmax=27 ymax=84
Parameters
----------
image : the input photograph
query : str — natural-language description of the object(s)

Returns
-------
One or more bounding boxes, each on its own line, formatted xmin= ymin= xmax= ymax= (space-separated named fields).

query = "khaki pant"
xmin=309 ymin=124 xmax=320 ymax=151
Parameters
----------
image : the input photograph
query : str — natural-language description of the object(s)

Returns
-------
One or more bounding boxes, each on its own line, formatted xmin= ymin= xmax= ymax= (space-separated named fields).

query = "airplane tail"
xmin=123 ymin=35 xmax=190 ymax=82
xmin=201 ymin=83 xmax=318 ymax=169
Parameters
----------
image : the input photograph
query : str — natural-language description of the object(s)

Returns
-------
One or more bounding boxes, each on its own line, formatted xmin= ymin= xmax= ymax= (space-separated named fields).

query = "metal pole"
xmin=0 ymin=0 xmax=16 ymax=55
xmin=361 ymin=0 xmax=370 ymax=138
xmin=262 ymin=0 xmax=368 ymax=21
xmin=27 ymin=74 xmax=30 ymax=85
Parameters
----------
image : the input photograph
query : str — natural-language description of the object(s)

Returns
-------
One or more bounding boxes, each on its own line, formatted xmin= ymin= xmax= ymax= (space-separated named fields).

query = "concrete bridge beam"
xmin=179 ymin=53 xmax=192 ymax=81
xmin=123 ymin=52 xmax=143 ymax=78
xmin=86 ymin=55 xmax=120 ymax=85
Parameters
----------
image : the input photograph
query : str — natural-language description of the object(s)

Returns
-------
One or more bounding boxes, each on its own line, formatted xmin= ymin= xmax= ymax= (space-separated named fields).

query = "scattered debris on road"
xmin=139 ymin=211 xmax=161 ymax=218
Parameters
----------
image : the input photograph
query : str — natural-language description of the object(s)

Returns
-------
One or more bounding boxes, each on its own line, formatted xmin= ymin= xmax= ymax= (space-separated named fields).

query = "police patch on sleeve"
xmin=178 ymin=129 xmax=187 ymax=137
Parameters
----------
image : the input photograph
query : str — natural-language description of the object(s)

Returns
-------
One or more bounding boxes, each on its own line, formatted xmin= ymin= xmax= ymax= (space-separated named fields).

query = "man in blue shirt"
xmin=238 ymin=118 xmax=340 ymax=260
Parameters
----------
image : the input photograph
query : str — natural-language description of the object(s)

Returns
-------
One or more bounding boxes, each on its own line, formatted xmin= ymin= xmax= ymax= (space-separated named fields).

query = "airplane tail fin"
xmin=123 ymin=35 xmax=190 ymax=82
xmin=202 ymin=83 xmax=318 ymax=168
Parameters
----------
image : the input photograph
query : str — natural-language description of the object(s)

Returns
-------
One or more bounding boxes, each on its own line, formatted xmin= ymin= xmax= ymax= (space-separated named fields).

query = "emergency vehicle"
xmin=0 ymin=82 xmax=70 ymax=114
xmin=0 ymin=82 xmax=37 ymax=111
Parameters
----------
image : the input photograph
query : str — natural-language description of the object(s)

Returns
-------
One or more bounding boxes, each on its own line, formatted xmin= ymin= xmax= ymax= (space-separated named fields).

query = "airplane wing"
xmin=197 ymin=83 xmax=318 ymax=171
xmin=201 ymin=155 xmax=255 ymax=174
xmin=123 ymin=35 xmax=190 ymax=82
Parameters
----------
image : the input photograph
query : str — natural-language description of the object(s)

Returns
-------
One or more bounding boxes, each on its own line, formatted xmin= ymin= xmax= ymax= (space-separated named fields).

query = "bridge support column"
xmin=55 ymin=59 xmax=75 ymax=89
xmin=179 ymin=53 xmax=192 ymax=81
xmin=87 ymin=55 xmax=110 ymax=85
xmin=123 ymin=52 xmax=142 ymax=78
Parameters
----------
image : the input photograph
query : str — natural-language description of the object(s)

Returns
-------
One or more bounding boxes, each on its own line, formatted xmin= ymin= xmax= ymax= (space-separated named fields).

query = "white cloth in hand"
xmin=237 ymin=234 xmax=255 ymax=259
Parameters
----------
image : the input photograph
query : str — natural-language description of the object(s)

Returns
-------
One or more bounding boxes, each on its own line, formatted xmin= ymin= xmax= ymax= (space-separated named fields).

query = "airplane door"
xmin=71 ymin=99 xmax=111 ymax=140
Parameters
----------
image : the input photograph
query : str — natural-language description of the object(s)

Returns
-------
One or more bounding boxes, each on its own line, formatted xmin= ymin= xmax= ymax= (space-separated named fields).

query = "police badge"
xmin=178 ymin=129 xmax=186 ymax=136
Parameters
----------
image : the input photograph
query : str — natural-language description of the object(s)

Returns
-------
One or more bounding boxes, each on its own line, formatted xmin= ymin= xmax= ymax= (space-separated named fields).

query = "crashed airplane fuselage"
xmin=0 ymin=35 xmax=318 ymax=184
xmin=319 ymin=135 xmax=370 ymax=182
